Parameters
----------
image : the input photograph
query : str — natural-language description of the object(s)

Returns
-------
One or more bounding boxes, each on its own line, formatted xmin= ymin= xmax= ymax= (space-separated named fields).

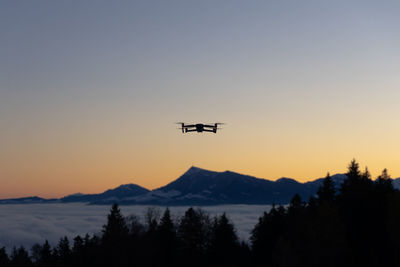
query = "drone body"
xmin=177 ymin=123 xmax=223 ymax=133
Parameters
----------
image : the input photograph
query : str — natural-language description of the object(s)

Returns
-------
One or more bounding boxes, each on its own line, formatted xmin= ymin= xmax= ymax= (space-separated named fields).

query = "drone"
xmin=176 ymin=123 xmax=224 ymax=133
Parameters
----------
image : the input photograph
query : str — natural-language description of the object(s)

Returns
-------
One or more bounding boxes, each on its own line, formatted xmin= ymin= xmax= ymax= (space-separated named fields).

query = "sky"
xmin=1 ymin=0 xmax=400 ymax=198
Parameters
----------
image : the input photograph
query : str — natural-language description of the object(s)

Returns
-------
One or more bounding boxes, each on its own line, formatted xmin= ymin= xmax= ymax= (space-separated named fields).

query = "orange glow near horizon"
xmin=2 ymin=115 xmax=400 ymax=199
xmin=1 ymin=1 xmax=400 ymax=199
xmin=2 ymin=88 xmax=400 ymax=198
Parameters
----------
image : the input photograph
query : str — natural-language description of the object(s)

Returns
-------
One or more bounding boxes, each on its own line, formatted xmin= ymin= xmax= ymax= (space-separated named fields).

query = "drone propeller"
xmin=205 ymin=122 xmax=225 ymax=126
xmin=174 ymin=122 xmax=185 ymax=132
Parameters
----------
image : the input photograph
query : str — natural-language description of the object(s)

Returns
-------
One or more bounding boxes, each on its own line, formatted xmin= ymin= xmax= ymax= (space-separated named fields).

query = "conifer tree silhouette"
xmin=317 ymin=172 xmax=336 ymax=203
xmin=362 ymin=166 xmax=371 ymax=180
xmin=154 ymin=208 xmax=176 ymax=267
xmin=347 ymin=158 xmax=360 ymax=178
xmin=177 ymin=208 xmax=211 ymax=267
xmin=102 ymin=204 xmax=129 ymax=243
xmin=211 ymin=213 xmax=238 ymax=251
xmin=209 ymin=213 xmax=239 ymax=267
xmin=71 ymin=235 xmax=84 ymax=266
xmin=41 ymin=240 xmax=52 ymax=266
xmin=158 ymin=208 xmax=175 ymax=238
xmin=31 ymin=240 xmax=52 ymax=267
xmin=54 ymin=236 xmax=71 ymax=266
xmin=288 ymin=193 xmax=304 ymax=215
xmin=10 ymin=246 xmax=32 ymax=267
xmin=102 ymin=204 xmax=129 ymax=267
xmin=0 ymin=247 xmax=9 ymax=267
xmin=376 ymin=168 xmax=393 ymax=191
xmin=250 ymin=206 xmax=286 ymax=266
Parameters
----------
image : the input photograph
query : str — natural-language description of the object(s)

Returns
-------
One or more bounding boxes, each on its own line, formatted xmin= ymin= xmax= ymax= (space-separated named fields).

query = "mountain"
xmin=0 ymin=184 xmax=150 ymax=204
xmin=392 ymin=179 xmax=400 ymax=190
xmin=0 ymin=196 xmax=56 ymax=204
xmin=60 ymin=184 xmax=150 ymax=204
xmin=1 ymin=167 xmax=399 ymax=205
xmin=131 ymin=167 xmax=344 ymax=205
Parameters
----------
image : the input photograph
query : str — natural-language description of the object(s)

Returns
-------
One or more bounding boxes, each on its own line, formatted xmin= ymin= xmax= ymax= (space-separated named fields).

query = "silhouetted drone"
xmin=176 ymin=123 xmax=224 ymax=133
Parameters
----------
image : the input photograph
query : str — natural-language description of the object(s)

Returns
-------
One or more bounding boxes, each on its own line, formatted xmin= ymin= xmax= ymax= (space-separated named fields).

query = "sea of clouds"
xmin=0 ymin=203 xmax=272 ymax=251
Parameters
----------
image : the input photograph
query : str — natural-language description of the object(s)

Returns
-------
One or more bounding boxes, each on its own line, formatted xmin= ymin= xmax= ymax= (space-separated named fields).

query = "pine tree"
xmin=347 ymin=158 xmax=361 ymax=179
xmin=158 ymin=208 xmax=175 ymax=245
xmin=211 ymin=213 xmax=238 ymax=250
xmin=31 ymin=240 xmax=52 ymax=266
xmin=10 ymin=246 xmax=32 ymax=267
xmin=102 ymin=204 xmax=129 ymax=243
xmin=288 ymin=193 xmax=304 ymax=215
xmin=380 ymin=168 xmax=390 ymax=180
xmin=340 ymin=159 xmax=372 ymax=195
xmin=209 ymin=213 xmax=239 ymax=266
xmin=0 ymin=247 xmax=9 ymax=267
xmin=41 ymin=240 xmax=52 ymax=266
xmin=55 ymin=236 xmax=71 ymax=264
xmin=177 ymin=208 xmax=211 ymax=267
xmin=362 ymin=167 xmax=371 ymax=180
xmin=125 ymin=214 xmax=145 ymax=266
xmin=251 ymin=206 xmax=287 ymax=266
xmin=339 ymin=160 xmax=375 ymax=266
xmin=71 ymin=235 xmax=85 ymax=267
xmin=72 ymin=235 xmax=83 ymax=254
xmin=102 ymin=204 xmax=130 ymax=267
xmin=155 ymin=208 xmax=176 ymax=267
xmin=376 ymin=168 xmax=393 ymax=191
xmin=317 ymin=173 xmax=336 ymax=203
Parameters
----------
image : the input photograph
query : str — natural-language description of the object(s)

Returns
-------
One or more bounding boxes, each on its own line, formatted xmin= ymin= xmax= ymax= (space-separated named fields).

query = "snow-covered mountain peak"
xmin=183 ymin=166 xmax=218 ymax=177
xmin=114 ymin=184 xmax=141 ymax=190
xmin=276 ymin=177 xmax=298 ymax=184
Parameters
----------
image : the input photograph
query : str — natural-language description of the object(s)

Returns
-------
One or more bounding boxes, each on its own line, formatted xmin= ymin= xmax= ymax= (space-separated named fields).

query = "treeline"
xmin=0 ymin=206 xmax=248 ymax=267
xmin=1 ymin=160 xmax=400 ymax=267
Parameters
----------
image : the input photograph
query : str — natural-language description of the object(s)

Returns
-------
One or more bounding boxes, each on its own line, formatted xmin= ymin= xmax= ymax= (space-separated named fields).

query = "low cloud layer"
xmin=0 ymin=203 xmax=271 ymax=251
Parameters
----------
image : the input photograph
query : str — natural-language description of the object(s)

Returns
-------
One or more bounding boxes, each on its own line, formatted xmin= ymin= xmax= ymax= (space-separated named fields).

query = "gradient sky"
xmin=1 ymin=0 xmax=400 ymax=198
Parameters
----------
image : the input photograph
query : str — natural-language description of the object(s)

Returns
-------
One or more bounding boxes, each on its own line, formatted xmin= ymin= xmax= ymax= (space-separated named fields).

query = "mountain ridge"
xmin=1 ymin=166 xmax=398 ymax=205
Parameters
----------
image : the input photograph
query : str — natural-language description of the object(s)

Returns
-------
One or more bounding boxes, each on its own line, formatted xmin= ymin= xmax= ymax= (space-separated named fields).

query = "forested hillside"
xmin=1 ymin=160 xmax=399 ymax=267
